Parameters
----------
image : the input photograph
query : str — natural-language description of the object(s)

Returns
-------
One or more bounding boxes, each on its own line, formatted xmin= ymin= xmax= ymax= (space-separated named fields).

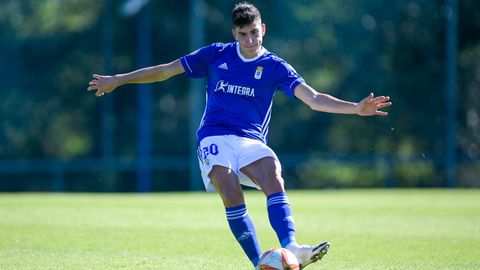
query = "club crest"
xmin=254 ymin=66 xmax=263 ymax=79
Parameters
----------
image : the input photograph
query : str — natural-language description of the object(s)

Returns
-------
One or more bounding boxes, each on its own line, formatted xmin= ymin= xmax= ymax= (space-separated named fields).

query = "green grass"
xmin=0 ymin=189 xmax=479 ymax=269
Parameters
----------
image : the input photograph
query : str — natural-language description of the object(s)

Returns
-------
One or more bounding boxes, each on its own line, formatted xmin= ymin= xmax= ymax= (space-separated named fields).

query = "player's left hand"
xmin=87 ymin=74 xmax=118 ymax=97
xmin=356 ymin=93 xmax=392 ymax=116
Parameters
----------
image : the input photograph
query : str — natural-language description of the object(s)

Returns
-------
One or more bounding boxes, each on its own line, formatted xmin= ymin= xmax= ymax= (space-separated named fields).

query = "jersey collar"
xmin=236 ymin=42 xmax=266 ymax=62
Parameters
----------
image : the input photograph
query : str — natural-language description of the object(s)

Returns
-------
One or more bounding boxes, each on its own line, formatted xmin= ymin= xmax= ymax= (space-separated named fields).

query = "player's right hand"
xmin=87 ymin=74 xmax=118 ymax=97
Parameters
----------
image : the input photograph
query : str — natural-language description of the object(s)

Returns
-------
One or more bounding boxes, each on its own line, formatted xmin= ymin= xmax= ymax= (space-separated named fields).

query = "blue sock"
xmin=226 ymin=204 xmax=262 ymax=266
xmin=267 ymin=192 xmax=296 ymax=248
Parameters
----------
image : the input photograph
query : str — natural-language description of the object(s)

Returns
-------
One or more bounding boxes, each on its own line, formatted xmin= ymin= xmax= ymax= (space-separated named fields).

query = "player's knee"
xmin=262 ymin=176 xmax=285 ymax=195
xmin=213 ymin=180 xmax=244 ymax=206
xmin=273 ymin=176 xmax=285 ymax=190
xmin=220 ymin=187 xmax=244 ymax=206
xmin=276 ymin=176 xmax=285 ymax=188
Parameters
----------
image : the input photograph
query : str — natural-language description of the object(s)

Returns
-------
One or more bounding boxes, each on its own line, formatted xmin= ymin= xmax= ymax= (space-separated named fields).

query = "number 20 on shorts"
xmin=199 ymin=143 xmax=219 ymax=161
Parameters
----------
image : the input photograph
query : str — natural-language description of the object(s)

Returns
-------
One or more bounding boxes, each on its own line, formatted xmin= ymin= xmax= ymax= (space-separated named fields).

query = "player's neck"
xmin=241 ymin=48 xmax=262 ymax=58
xmin=236 ymin=43 xmax=265 ymax=62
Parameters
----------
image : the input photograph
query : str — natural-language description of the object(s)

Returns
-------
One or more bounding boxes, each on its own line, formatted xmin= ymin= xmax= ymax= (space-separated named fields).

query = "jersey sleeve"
xmin=275 ymin=61 xmax=305 ymax=99
xmin=180 ymin=43 xmax=224 ymax=78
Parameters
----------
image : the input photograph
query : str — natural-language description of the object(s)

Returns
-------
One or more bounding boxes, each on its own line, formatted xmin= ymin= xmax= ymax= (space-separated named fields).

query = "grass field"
xmin=0 ymin=189 xmax=479 ymax=269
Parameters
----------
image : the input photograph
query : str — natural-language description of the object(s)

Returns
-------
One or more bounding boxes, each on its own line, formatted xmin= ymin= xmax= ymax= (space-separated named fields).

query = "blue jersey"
xmin=180 ymin=42 xmax=304 ymax=143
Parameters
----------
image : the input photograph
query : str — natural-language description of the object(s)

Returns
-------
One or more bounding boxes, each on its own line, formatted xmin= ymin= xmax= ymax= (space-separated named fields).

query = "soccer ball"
xmin=256 ymin=248 xmax=300 ymax=270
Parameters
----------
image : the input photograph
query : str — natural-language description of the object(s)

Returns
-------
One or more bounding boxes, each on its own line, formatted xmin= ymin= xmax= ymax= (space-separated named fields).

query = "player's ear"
xmin=261 ymin=23 xmax=266 ymax=36
xmin=232 ymin=28 xmax=238 ymax=40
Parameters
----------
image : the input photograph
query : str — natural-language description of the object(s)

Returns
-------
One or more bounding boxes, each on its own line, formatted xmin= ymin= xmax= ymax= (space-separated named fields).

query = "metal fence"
xmin=0 ymin=0 xmax=473 ymax=191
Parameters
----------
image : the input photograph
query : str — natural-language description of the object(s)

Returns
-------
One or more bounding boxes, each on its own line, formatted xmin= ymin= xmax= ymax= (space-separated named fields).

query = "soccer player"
xmin=88 ymin=2 xmax=391 ymax=268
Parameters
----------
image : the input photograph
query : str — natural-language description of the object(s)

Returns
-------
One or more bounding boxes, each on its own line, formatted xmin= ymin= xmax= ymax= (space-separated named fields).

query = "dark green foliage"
xmin=0 ymin=0 xmax=479 ymax=189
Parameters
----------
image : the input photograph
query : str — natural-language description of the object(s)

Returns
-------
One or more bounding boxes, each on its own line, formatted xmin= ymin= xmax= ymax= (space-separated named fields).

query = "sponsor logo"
xmin=237 ymin=231 xmax=253 ymax=242
xmin=218 ymin=62 xmax=228 ymax=70
xmin=284 ymin=216 xmax=295 ymax=223
xmin=214 ymin=80 xmax=255 ymax=97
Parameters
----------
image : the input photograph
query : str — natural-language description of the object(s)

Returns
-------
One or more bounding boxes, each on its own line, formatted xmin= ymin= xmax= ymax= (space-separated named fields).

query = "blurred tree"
xmin=457 ymin=0 xmax=480 ymax=186
xmin=0 ymin=0 xmax=101 ymax=160
xmin=0 ymin=0 xmax=479 ymax=189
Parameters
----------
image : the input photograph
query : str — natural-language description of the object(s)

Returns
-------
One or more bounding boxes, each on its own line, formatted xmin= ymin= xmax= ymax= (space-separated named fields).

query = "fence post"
xmin=136 ymin=5 xmax=153 ymax=192
xmin=101 ymin=0 xmax=115 ymax=192
xmin=188 ymin=0 xmax=206 ymax=191
xmin=445 ymin=0 xmax=458 ymax=187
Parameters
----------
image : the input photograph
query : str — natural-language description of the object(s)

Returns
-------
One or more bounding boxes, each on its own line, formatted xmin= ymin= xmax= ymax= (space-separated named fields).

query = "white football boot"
xmin=286 ymin=241 xmax=330 ymax=269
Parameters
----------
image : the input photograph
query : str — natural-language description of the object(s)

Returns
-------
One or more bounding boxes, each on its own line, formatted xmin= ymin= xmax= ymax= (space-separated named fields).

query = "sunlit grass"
xmin=0 ymin=189 xmax=479 ymax=269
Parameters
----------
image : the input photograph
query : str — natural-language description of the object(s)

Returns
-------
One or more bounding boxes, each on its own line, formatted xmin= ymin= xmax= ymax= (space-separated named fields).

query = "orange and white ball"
xmin=256 ymin=248 xmax=300 ymax=270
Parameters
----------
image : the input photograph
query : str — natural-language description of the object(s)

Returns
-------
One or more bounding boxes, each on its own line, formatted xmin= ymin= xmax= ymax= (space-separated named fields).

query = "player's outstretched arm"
xmin=294 ymin=83 xmax=392 ymax=116
xmin=87 ymin=59 xmax=185 ymax=97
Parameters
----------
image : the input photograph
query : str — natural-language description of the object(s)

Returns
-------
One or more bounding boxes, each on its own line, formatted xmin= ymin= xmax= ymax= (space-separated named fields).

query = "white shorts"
xmin=197 ymin=135 xmax=279 ymax=192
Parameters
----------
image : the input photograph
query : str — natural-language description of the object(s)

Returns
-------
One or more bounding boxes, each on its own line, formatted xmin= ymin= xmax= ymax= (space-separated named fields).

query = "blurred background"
xmin=0 ymin=0 xmax=478 ymax=192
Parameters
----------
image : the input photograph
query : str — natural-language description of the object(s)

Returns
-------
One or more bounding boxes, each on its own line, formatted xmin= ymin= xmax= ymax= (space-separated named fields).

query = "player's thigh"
xmin=197 ymin=135 xmax=239 ymax=192
xmin=240 ymin=157 xmax=285 ymax=195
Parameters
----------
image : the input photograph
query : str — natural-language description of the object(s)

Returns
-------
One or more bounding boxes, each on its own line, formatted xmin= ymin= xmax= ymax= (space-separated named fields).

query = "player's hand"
xmin=87 ymin=74 xmax=118 ymax=97
xmin=356 ymin=93 xmax=392 ymax=116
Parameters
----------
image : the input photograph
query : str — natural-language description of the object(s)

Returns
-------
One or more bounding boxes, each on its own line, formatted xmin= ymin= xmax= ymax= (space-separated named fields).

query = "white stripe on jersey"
xmin=261 ymin=126 xmax=269 ymax=143
xmin=289 ymin=78 xmax=302 ymax=91
xmin=260 ymin=101 xmax=273 ymax=141
xmin=197 ymin=92 xmax=209 ymax=134
xmin=183 ymin=58 xmax=194 ymax=74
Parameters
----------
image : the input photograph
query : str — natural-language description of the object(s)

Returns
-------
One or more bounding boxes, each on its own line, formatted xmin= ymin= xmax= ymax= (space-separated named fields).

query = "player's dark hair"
xmin=232 ymin=2 xmax=261 ymax=28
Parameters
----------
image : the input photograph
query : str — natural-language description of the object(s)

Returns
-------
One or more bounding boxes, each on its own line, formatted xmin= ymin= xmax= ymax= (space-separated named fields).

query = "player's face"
xmin=233 ymin=19 xmax=266 ymax=59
